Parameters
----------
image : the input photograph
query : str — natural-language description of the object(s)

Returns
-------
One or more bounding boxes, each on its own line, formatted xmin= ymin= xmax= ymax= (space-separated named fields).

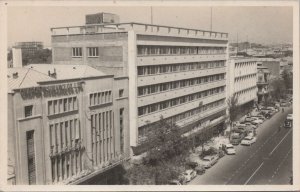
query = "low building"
xmin=7 ymin=64 xmax=129 ymax=185
xmin=227 ymin=57 xmax=257 ymax=111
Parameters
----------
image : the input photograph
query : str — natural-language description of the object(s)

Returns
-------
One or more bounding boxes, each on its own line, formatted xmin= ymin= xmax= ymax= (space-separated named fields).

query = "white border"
xmin=0 ymin=0 xmax=299 ymax=191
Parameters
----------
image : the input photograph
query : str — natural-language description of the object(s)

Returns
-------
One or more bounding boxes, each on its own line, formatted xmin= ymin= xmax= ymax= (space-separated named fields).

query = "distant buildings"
xmin=7 ymin=63 xmax=130 ymax=184
xmin=227 ymin=57 xmax=257 ymax=110
xmin=51 ymin=13 xmax=229 ymax=155
xmin=14 ymin=41 xmax=43 ymax=56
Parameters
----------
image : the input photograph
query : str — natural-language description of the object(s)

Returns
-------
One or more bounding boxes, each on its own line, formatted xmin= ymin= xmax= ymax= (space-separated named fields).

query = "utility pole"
xmin=151 ymin=6 xmax=153 ymax=32
xmin=210 ymin=7 xmax=213 ymax=31
xmin=236 ymin=33 xmax=239 ymax=55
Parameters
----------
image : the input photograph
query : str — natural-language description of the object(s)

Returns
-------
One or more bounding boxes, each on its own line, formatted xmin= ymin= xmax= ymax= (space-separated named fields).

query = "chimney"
xmin=12 ymin=72 xmax=18 ymax=79
xmin=12 ymin=48 xmax=23 ymax=68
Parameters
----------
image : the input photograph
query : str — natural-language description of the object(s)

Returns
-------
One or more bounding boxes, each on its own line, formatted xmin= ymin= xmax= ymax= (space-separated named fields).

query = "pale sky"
xmin=7 ymin=6 xmax=293 ymax=47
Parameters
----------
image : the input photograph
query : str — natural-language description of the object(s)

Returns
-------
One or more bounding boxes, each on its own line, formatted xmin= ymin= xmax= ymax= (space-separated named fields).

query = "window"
xmin=87 ymin=47 xmax=99 ymax=57
xmin=25 ymin=105 xmax=33 ymax=118
xmin=119 ymin=89 xmax=124 ymax=98
xmin=72 ymin=47 xmax=82 ymax=57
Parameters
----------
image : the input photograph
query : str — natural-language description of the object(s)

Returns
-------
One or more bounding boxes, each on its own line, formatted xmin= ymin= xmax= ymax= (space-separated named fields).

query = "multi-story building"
xmin=257 ymin=62 xmax=270 ymax=103
xmin=227 ymin=57 xmax=257 ymax=111
xmin=7 ymin=64 xmax=129 ymax=185
xmin=257 ymin=58 xmax=280 ymax=80
xmin=14 ymin=41 xmax=44 ymax=56
xmin=51 ymin=14 xmax=229 ymax=154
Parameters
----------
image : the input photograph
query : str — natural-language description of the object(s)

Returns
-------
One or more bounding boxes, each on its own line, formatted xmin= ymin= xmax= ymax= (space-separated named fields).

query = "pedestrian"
xmin=278 ymin=125 xmax=282 ymax=132
xmin=282 ymin=108 xmax=284 ymax=113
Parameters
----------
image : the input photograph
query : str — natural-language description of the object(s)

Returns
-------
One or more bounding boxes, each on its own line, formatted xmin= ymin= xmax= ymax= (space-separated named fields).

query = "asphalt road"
xmin=189 ymin=106 xmax=293 ymax=185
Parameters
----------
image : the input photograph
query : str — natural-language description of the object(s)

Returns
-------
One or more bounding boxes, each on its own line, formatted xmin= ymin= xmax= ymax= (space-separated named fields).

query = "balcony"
xmin=177 ymin=104 xmax=227 ymax=128
xmin=138 ymin=92 xmax=226 ymax=127
xmin=137 ymin=54 xmax=226 ymax=66
xmin=257 ymin=81 xmax=269 ymax=85
xmin=137 ymin=79 xmax=226 ymax=106
xmin=137 ymin=67 xmax=226 ymax=86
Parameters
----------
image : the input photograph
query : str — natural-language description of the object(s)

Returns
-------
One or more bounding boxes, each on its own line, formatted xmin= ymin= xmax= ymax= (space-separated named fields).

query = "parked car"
xmin=287 ymin=113 xmax=293 ymax=120
xmin=222 ymin=144 xmax=236 ymax=155
xmin=241 ymin=136 xmax=257 ymax=146
xmin=195 ymin=165 xmax=206 ymax=175
xmin=280 ymin=102 xmax=289 ymax=107
xmin=245 ymin=117 xmax=255 ymax=122
xmin=186 ymin=161 xmax=198 ymax=170
xmin=168 ymin=179 xmax=182 ymax=185
xmin=245 ymin=122 xmax=257 ymax=129
xmin=251 ymin=117 xmax=264 ymax=124
xmin=230 ymin=132 xmax=246 ymax=145
xmin=254 ymin=115 xmax=266 ymax=121
xmin=202 ymin=156 xmax=218 ymax=168
xmin=181 ymin=169 xmax=197 ymax=182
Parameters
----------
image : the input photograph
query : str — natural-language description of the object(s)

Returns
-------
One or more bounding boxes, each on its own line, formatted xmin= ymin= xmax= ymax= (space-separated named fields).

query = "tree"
xmin=282 ymin=68 xmax=293 ymax=90
xmin=22 ymin=48 xmax=52 ymax=65
xmin=126 ymin=116 xmax=191 ymax=184
xmin=227 ymin=94 xmax=240 ymax=140
xmin=269 ymin=79 xmax=286 ymax=101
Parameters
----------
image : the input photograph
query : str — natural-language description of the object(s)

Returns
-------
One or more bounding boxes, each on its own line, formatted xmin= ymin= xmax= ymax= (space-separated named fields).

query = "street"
xmin=189 ymin=106 xmax=293 ymax=185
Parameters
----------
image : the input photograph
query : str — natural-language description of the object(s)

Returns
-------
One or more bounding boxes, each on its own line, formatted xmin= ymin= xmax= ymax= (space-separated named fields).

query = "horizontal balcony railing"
xmin=137 ymin=80 xmax=226 ymax=106
xmin=138 ymin=92 xmax=226 ymax=127
xmin=177 ymin=104 xmax=227 ymax=128
xmin=137 ymin=54 xmax=226 ymax=66
xmin=51 ymin=23 xmax=229 ymax=40
xmin=137 ymin=67 xmax=226 ymax=87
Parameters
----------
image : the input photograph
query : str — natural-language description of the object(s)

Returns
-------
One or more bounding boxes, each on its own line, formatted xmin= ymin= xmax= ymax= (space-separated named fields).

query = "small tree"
xmin=227 ymin=94 xmax=240 ymax=140
xmin=282 ymin=68 xmax=293 ymax=90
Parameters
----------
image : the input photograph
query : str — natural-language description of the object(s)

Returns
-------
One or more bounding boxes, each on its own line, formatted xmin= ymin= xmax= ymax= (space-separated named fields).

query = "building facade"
xmin=14 ymin=41 xmax=44 ymax=56
xmin=257 ymin=58 xmax=280 ymax=80
xmin=257 ymin=62 xmax=270 ymax=103
xmin=227 ymin=57 xmax=257 ymax=109
xmin=51 ymin=20 xmax=229 ymax=153
xmin=7 ymin=64 xmax=130 ymax=185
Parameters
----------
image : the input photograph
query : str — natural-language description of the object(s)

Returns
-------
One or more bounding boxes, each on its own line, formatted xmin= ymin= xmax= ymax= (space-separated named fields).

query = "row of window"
xmin=138 ymin=73 xmax=225 ymax=96
xmin=235 ymin=86 xmax=257 ymax=95
xmin=119 ymin=108 xmax=125 ymax=154
xmin=138 ymin=86 xmax=225 ymax=116
xmin=138 ymin=99 xmax=226 ymax=143
xmin=51 ymin=150 xmax=82 ymax=183
xmin=90 ymin=110 xmax=114 ymax=166
xmin=235 ymin=62 xmax=257 ymax=68
xmin=137 ymin=60 xmax=225 ymax=76
xmin=72 ymin=47 xmax=99 ymax=57
xmin=49 ymin=118 xmax=81 ymax=182
xmin=89 ymin=90 xmax=112 ymax=107
xmin=48 ymin=96 xmax=78 ymax=115
xmin=234 ymin=74 xmax=256 ymax=82
xmin=137 ymin=45 xmax=226 ymax=56
xmin=49 ymin=118 xmax=80 ymax=153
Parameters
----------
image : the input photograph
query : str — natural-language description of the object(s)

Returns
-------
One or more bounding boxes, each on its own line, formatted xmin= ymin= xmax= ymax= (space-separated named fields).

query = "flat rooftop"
xmin=51 ymin=22 xmax=228 ymax=40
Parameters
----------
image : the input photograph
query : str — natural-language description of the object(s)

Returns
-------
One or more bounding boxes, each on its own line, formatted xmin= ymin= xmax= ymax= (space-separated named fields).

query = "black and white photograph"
xmin=0 ymin=0 xmax=299 ymax=191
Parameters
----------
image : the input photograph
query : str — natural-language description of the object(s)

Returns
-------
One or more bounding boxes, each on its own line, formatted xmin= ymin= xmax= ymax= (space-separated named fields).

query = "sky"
xmin=7 ymin=6 xmax=293 ymax=47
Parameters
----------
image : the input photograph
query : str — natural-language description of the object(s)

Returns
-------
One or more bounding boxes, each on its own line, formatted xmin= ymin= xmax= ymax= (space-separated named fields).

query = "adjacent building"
xmin=7 ymin=64 xmax=130 ymax=185
xmin=257 ymin=62 xmax=270 ymax=103
xmin=257 ymin=58 xmax=280 ymax=80
xmin=227 ymin=57 xmax=257 ymax=110
xmin=51 ymin=14 xmax=229 ymax=154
